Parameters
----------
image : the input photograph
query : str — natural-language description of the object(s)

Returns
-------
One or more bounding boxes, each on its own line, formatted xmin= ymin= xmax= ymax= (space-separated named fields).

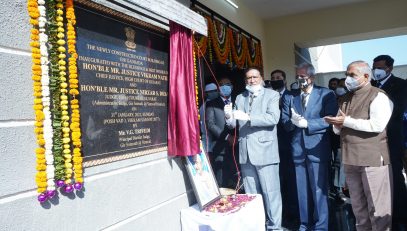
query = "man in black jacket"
xmin=206 ymin=77 xmax=237 ymax=188
xmin=371 ymin=55 xmax=407 ymax=230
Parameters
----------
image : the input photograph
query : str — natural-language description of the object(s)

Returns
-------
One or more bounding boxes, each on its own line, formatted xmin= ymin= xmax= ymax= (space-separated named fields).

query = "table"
xmin=180 ymin=194 xmax=265 ymax=231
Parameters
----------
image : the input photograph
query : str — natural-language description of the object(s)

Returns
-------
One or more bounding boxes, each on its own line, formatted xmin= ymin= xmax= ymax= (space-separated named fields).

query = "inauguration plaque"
xmin=76 ymin=6 xmax=168 ymax=166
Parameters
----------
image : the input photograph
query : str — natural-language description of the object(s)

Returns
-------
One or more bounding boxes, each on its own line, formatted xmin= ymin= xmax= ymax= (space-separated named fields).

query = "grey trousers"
xmin=241 ymin=162 xmax=282 ymax=230
xmin=344 ymin=164 xmax=393 ymax=231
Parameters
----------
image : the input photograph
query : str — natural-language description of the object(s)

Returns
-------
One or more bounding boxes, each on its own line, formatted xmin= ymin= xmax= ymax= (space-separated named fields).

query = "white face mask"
xmin=373 ymin=69 xmax=388 ymax=81
xmin=335 ymin=87 xmax=347 ymax=96
xmin=246 ymin=84 xmax=263 ymax=96
xmin=345 ymin=76 xmax=363 ymax=91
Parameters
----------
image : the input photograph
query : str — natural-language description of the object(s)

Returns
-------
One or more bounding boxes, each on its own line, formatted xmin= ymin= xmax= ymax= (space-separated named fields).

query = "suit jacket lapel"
xmin=293 ymin=94 xmax=303 ymax=115
xmin=305 ymin=87 xmax=320 ymax=116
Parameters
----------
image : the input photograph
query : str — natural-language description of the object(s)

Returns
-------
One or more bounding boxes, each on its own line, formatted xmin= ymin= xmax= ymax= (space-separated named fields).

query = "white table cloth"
xmin=180 ymin=194 xmax=265 ymax=231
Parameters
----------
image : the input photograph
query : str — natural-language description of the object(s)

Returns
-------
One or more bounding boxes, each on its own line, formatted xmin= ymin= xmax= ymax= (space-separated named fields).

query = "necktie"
xmin=302 ymin=93 xmax=309 ymax=109
xmin=377 ymin=82 xmax=382 ymax=88
xmin=249 ymin=94 xmax=255 ymax=113
xmin=224 ymin=99 xmax=230 ymax=105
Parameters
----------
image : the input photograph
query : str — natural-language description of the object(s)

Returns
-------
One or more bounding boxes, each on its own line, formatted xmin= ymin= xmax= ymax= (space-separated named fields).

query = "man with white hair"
xmin=281 ymin=63 xmax=337 ymax=230
xmin=325 ymin=61 xmax=393 ymax=230
xmin=225 ymin=67 xmax=282 ymax=230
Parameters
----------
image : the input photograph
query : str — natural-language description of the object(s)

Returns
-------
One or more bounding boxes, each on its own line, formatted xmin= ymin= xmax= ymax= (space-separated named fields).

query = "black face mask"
xmin=270 ymin=80 xmax=284 ymax=90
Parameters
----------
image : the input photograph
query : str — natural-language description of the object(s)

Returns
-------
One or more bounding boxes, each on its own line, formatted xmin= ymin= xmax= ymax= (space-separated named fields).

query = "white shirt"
xmin=333 ymin=92 xmax=393 ymax=134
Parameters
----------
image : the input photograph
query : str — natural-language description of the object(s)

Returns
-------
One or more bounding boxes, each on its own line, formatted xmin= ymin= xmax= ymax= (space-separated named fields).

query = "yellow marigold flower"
xmin=69 ymin=89 xmax=79 ymax=95
xmin=35 ymin=147 xmax=45 ymax=154
xmin=57 ymin=46 xmax=66 ymax=52
xmin=70 ymin=84 xmax=78 ymax=89
xmin=30 ymin=41 xmax=40 ymax=47
xmin=32 ymin=75 xmax=41 ymax=81
xmin=57 ymin=21 xmax=63 ymax=27
xmin=71 ymin=104 xmax=79 ymax=109
xmin=61 ymin=89 xmax=68 ymax=93
xmin=56 ymin=16 xmax=64 ymax=22
xmin=36 ymin=158 xmax=46 ymax=164
xmin=37 ymin=188 xmax=46 ymax=193
xmin=63 ymin=122 xmax=69 ymax=127
xmin=73 ymin=141 xmax=82 ymax=147
xmin=59 ymin=66 xmax=66 ymax=71
xmin=63 ymin=133 xmax=70 ymax=138
xmin=58 ymin=60 xmax=66 ymax=66
xmin=36 ymin=171 xmax=46 ymax=178
xmin=62 ymin=111 xmax=68 ymax=116
xmin=60 ymin=99 xmax=68 ymax=105
xmin=56 ymin=3 xmax=63 ymax=8
xmin=58 ymin=53 xmax=66 ymax=59
xmin=66 ymin=169 xmax=73 ymax=174
xmin=34 ymin=127 xmax=43 ymax=134
xmin=29 ymin=19 xmax=39 ymax=25
xmin=38 ymin=182 xmax=47 ymax=188
xmin=30 ymin=34 xmax=39 ymax=41
xmin=59 ymin=77 xmax=67 ymax=82
xmin=62 ymin=127 xmax=70 ymax=133
xmin=63 ymin=149 xmax=71 ymax=155
xmin=33 ymin=104 xmax=43 ymax=110
xmin=63 ymin=137 xmax=71 ymax=144
xmin=34 ymin=121 xmax=43 ymax=127
xmin=65 ymin=179 xmax=72 ymax=184
xmin=36 ymin=164 xmax=47 ymax=171
xmin=37 ymin=139 xmax=45 ymax=146
xmin=57 ymin=40 xmax=66 ymax=46
xmin=57 ymin=9 xmax=63 ymax=15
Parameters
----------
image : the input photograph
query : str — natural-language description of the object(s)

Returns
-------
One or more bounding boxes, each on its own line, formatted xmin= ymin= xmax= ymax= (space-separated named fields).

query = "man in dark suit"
xmin=282 ymin=63 xmax=338 ymax=230
xmin=269 ymin=69 xmax=299 ymax=228
xmin=205 ymin=77 xmax=237 ymax=188
xmin=371 ymin=55 xmax=407 ymax=230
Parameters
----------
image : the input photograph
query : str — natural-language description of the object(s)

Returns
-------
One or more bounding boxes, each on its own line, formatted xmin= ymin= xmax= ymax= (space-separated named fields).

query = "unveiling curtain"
xmin=167 ymin=21 xmax=200 ymax=157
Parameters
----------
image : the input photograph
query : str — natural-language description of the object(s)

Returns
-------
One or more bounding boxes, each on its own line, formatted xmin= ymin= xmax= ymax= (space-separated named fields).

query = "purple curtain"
xmin=167 ymin=21 xmax=200 ymax=157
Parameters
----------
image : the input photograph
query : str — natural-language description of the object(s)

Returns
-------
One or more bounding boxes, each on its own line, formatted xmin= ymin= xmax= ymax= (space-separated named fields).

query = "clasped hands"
xmin=291 ymin=108 xmax=308 ymax=128
xmin=224 ymin=104 xmax=250 ymax=121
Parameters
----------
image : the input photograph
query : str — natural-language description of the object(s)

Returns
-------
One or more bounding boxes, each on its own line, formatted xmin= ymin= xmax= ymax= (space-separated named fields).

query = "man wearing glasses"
xmin=225 ymin=67 xmax=282 ymax=230
xmin=281 ymin=63 xmax=338 ymax=231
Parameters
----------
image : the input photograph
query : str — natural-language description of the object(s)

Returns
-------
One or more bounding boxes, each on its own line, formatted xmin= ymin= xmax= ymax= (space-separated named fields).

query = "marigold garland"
xmin=28 ymin=0 xmax=83 ymax=203
xmin=66 ymin=0 xmax=83 ymax=185
xmin=209 ymin=18 xmax=230 ymax=64
xmin=28 ymin=0 xmax=48 ymax=194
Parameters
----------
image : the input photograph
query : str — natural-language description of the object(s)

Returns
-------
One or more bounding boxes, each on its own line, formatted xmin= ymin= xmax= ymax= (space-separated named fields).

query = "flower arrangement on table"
xmin=205 ymin=194 xmax=256 ymax=214
xmin=27 ymin=0 xmax=83 ymax=203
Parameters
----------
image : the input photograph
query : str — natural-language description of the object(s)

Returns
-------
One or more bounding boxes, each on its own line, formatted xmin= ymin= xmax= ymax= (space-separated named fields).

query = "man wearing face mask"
xmin=371 ymin=55 xmax=407 ymax=230
xmin=325 ymin=61 xmax=394 ymax=230
xmin=225 ymin=67 xmax=282 ymax=230
xmin=205 ymin=77 xmax=237 ymax=188
xmin=281 ymin=63 xmax=338 ymax=231
xmin=335 ymin=78 xmax=348 ymax=97
xmin=328 ymin=77 xmax=339 ymax=91
xmin=270 ymin=69 xmax=299 ymax=227
xmin=199 ymin=83 xmax=219 ymax=154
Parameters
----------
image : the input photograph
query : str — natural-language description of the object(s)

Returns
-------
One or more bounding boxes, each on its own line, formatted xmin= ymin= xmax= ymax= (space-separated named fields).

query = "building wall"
xmin=264 ymin=0 xmax=407 ymax=83
xmin=0 ymin=1 xmax=195 ymax=230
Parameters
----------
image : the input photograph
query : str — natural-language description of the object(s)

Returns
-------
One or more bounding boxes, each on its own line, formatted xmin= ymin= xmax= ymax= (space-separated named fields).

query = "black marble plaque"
xmin=76 ymin=7 xmax=168 ymax=163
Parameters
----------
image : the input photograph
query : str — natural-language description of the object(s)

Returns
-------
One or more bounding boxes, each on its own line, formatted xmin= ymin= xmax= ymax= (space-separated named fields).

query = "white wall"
xmin=264 ymin=0 xmax=407 ymax=84
xmin=0 ymin=1 xmax=194 ymax=230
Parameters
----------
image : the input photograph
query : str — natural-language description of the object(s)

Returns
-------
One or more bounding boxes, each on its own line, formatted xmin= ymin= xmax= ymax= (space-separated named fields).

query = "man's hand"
xmin=324 ymin=109 xmax=346 ymax=127
xmin=290 ymin=108 xmax=308 ymax=128
xmin=224 ymin=103 xmax=233 ymax=119
xmin=233 ymin=110 xmax=250 ymax=121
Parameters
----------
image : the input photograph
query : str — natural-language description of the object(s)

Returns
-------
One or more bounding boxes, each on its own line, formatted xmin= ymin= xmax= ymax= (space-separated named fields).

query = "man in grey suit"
xmin=225 ymin=67 xmax=282 ymax=230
